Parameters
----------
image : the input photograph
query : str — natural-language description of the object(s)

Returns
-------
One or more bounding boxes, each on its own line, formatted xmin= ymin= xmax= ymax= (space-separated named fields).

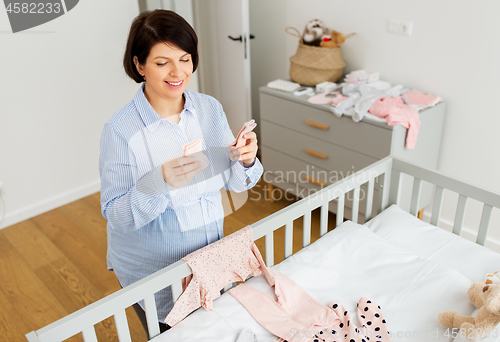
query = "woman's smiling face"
xmin=134 ymin=41 xmax=193 ymax=102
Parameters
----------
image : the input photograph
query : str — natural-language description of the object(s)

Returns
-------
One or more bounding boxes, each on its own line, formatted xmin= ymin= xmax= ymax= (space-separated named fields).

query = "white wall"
xmin=2 ymin=0 xmax=499 ymax=246
xmin=250 ymin=0 xmax=500 ymax=247
xmin=0 ymin=0 xmax=140 ymax=228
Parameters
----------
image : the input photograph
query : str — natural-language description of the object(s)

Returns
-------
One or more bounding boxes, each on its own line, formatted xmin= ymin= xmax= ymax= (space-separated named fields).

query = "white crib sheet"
xmin=153 ymin=221 xmax=474 ymax=342
xmin=365 ymin=204 xmax=500 ymax=282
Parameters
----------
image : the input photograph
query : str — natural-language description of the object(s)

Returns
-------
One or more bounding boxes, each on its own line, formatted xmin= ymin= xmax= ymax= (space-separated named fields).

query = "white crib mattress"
xmin=154 ymin=217 xmax=478 ymax=342
xmin=364 ymin=204 xmax=500 ymax=282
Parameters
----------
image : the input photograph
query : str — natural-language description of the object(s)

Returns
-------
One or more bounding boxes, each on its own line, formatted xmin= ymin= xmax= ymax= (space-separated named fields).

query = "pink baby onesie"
xmin=402 ymin=89 xmax=442 ymax=110
xmin=164 ymin=225 xmax=271 ymax=326
xmin=230 ymin=268 xmax=391 ymax=342
xmin=368 ymin=96 xmax=420 ymax=149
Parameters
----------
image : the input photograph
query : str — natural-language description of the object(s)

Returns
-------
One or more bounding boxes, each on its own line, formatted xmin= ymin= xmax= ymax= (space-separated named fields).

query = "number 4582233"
xmin=6 ymin=3 xmax=62 ymax=14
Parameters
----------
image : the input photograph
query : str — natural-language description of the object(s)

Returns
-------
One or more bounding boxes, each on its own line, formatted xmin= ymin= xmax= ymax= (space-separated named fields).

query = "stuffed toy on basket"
xmin=286 ymin=19 xmax=355 ymax=86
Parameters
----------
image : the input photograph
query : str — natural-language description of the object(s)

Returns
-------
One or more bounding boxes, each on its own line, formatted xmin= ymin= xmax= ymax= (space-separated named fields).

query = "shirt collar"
xmin=182 ymin=90 xmax=197 ymax=119
xmin=133 ymin=83 xmax=197 ymax=132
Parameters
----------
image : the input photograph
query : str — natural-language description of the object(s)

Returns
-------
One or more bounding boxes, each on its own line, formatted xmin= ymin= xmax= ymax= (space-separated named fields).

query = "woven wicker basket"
xmin=286 ymin=27 xmax=351 ymax=86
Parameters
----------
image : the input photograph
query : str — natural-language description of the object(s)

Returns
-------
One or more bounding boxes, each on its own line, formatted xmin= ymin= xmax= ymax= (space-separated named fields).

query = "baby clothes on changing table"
xmin=164 ymin=225 xmax=271 ymax=326
xmin=307 ymin=92 xmax=345 ymax=105
xmin=401 ymin=89 xmax=443 ymax=111
xmin=368 ymin=96 xmax=421 ymax=149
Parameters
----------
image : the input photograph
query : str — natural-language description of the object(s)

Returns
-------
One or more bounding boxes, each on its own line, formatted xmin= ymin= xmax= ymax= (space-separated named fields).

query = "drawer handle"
xmin=305 ymin=175 xmax=326 ymax=187
xmin=305 ymin=148 xmax=328 ymax=159
xmin=305 ymin=120 xmax=329 ymax=130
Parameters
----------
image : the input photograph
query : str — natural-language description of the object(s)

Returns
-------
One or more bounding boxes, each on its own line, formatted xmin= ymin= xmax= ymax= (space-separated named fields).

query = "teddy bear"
xmin=302 ymin=19 xmax=329 ymax=46
xmin=438 ymin=282 xmax=500 ymax=340
xmin=320 ymin=30 xmax=347 ymax=48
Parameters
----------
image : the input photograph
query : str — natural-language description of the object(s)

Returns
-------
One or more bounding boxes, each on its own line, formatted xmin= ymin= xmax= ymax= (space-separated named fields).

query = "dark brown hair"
xmin=123 ymin=10 xmax=199 ymax=83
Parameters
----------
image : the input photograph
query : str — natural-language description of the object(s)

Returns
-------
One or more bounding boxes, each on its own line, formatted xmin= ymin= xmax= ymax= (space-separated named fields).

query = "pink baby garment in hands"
xmin=229 ymin=119 xmax=257 ymax=149
xmin=182 ymin=138 xmax=209 ymax=169
xmin=182 ymin=138 xmax=202 ymax=156
xmin=164 ymin=225 xmax=271 ymax=326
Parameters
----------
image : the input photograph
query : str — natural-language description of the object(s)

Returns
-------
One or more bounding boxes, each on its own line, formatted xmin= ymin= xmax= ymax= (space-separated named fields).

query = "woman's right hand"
xmin=162 ymin=155 xmax=202 ymax=188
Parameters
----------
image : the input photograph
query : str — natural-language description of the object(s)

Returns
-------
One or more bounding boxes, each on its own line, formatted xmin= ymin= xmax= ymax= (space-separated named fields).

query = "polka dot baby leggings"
xmin=311 ymin=297 xmax=391 ymax=342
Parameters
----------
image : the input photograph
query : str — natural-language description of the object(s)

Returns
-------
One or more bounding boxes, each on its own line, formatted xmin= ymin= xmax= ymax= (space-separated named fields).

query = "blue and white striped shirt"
xmin=99 ymin=84 xmax=263 ymax=321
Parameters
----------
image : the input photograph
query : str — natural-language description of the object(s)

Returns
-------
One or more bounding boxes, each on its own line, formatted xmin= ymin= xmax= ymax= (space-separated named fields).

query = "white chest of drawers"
xmin=259 ymin=86 xmax=446 ymax=219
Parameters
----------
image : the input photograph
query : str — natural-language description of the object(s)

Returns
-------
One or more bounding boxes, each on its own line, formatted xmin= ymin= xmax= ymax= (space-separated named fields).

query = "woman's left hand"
xmin=230 ymin=132 xmax=258 ymax=167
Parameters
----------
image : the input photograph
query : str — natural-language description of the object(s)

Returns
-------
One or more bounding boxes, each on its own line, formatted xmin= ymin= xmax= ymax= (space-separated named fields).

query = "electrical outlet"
xmin=388 ymin=19 xmax=413 ymax=37
xmin=388 ymin=19 xmax=400 ymax=34
xmin=399 ymin=21 xmax=413 ymax=36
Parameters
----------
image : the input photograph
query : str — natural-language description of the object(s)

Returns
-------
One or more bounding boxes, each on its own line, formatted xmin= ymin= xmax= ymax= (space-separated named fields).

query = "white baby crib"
xmin=25 ymin=156 xmax=500 ymax=342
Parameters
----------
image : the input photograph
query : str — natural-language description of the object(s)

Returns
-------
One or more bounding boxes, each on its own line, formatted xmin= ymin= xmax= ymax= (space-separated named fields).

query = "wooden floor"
xmin=0 ymin=180 xmax=336 ymax=341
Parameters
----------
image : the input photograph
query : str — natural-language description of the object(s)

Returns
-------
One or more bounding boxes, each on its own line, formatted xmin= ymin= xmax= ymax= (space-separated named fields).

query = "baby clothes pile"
xmin=307 ymin=70 xmax=443 ymax=149
xmin=165 ymin=225 xmax=392 ymax=342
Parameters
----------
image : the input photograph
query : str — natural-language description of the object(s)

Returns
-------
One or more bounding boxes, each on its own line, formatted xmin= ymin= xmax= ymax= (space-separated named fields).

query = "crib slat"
xmin=303 ymin=211 xmax=311 ymax=247
xmin=476 ymin=204 xmax=494 ymax=246
xmin=265 ymin=233 xmax=274 ymax=267
xmin=365 ymin=179 xmax=374 ymax=222
xmin=143 ymin=294 xmax=161 ymax=338
xmin=351 ymin=186 xmax=360 ymax=223
xmin=452 ymin=195 xmax=468 ymax=236
xmin=430 ymin=186 xmax=445 ymax=226
xmin=171 ymin=281 xmax=183 ymax=303
xmin=114 ymin=309 xmax=132 ymax=342
xmin=284 ymin=221 xmax=293 ymax=258
xmin=410 ymin=178 xmax=422 ymax=216
xmin=82 ymin=326 xmax=98 ymax=342
xmin=388 ymin=169 xmax=401 ymax=207
xmin=381 ymin=169 xmax=392 ymax=211
xmin=320 ymin=204 xmax=328 ymax=236
xmin=336 ymin=194 xmax=344 ymax=227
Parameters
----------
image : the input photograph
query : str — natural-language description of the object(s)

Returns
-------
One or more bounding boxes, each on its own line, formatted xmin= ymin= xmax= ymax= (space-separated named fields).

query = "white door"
xmin=190 ymin=0 xmax=253 ymax=217
xmin=213 ymin=0 xmax=252 ymax=137
xmin=193 ymin=0 xmax=252 ymax=137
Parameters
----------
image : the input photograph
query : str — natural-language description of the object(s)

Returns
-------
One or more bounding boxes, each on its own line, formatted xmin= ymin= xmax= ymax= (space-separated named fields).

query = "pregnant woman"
xmin=99 ymin=9 xmax=263 ymax=337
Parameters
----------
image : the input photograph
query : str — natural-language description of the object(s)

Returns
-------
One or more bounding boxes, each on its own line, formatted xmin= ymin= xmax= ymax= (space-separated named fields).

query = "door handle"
xmin=228 ymin=35 xmax=242 ymax=42
xmin=229 ymin=34 xmax=256 ymax=59
xmin=228 ymin=34 xmax=255 ymax=42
